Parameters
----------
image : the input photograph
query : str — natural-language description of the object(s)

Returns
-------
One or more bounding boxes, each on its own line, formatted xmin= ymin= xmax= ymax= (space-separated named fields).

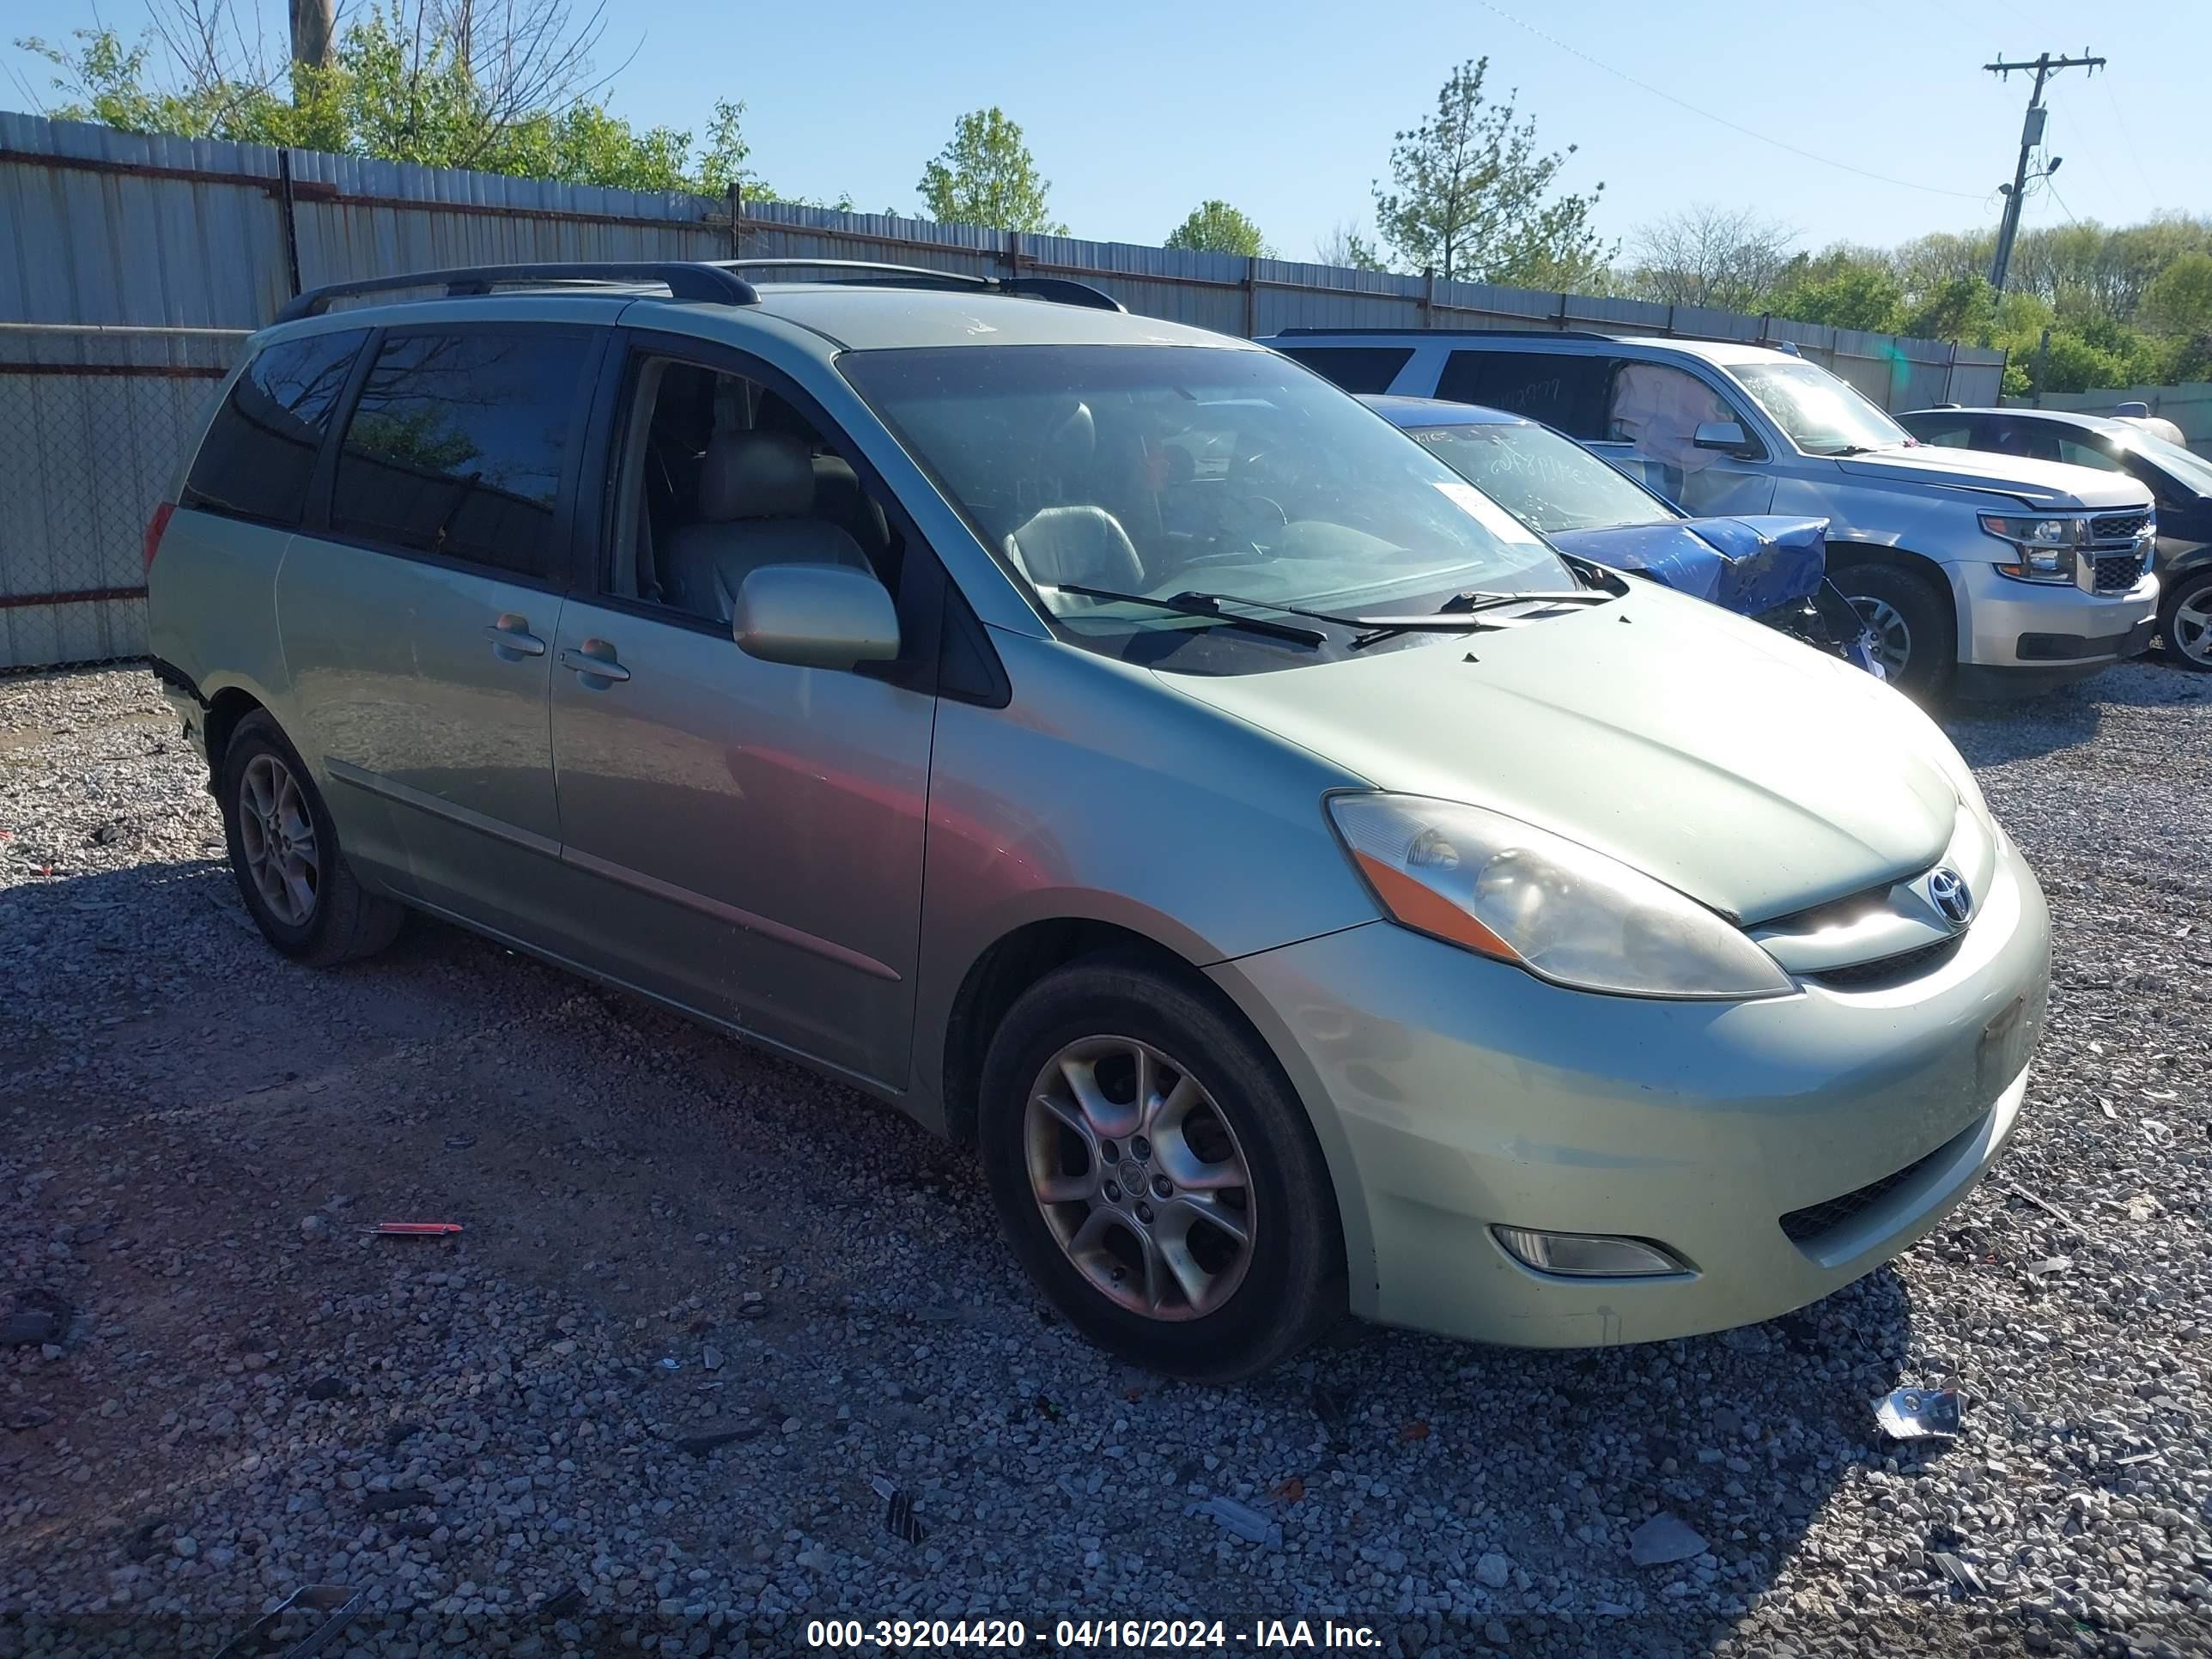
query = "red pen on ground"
xmin=362 ymin=1221 xmax=464 ymax=1237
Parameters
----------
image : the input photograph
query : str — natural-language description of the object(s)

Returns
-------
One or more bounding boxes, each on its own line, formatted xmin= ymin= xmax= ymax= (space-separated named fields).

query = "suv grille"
xmin=1779 ymin=1141 xmax=1950 ymax=1243
xmin=2087 ymin=551 xmax=2143 ymax=592
xmin=1808 ymin=936 xmax=1962 ymax=988
xmin=2089 ymin=512 xmax=2149 ymax=543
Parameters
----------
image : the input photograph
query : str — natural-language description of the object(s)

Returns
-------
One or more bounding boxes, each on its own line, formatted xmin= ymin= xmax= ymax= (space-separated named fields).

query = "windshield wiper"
xmin=1048 ymin=580 xmax=1608 ymax=654
xmin=1043 ymin=582 xmax=1328 ymax=647
xmin=1346 ymin=587 xmax=1612 ymax=650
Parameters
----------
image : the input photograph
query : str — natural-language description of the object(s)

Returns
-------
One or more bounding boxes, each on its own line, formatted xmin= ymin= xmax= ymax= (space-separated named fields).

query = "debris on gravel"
xmin=2 ymin=661 xmax=2208 ymax=1657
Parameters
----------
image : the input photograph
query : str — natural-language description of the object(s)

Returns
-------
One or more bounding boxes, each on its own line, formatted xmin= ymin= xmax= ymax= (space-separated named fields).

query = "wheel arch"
xmin=939 ymin=916 xmax=1203 ymax=1149
xmin=1824 ymin=542 xmax=1960 ymax=647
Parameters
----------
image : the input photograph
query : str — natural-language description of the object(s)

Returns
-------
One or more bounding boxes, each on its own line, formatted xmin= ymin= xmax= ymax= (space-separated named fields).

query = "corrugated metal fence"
xmin=1 ymin=111 xmax=2008 ymax=668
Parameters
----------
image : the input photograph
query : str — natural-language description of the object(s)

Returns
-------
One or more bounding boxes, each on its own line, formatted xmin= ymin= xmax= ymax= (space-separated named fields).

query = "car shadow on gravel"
xmin=1944 ymin=658 xmax=2209 ymax=767
xmin=1233 ymin=1264 xmax=1925 ymax=1640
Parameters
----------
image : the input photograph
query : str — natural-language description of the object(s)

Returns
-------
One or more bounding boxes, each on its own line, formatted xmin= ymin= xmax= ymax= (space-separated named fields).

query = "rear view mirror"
xmin=1692 ymin=421 xmax=1755 ymax=456
xmin=732 ymin=564 xmax=900 ymax=670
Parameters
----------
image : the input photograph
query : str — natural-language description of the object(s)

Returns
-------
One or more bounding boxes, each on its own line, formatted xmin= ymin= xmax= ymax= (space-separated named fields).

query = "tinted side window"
xmin=331 ymin=330 xmax=592 ymax=576
xmin=2056 ymin=434 xmax=2125 ymax=473
xmin=1435 ymin=349 xmax=1613 ymax=438
xmin=1278 ymin=346 xmax=1413 ymax=394
xmin=1899 ymin=414 xmax=1975 ymax=447
xmin=180 ymin=330 xmax=367 ymax=527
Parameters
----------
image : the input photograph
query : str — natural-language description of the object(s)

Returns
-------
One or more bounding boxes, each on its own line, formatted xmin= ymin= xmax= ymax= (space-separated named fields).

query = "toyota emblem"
xmin=1927 ymin=867 xmax=1972 ymax=926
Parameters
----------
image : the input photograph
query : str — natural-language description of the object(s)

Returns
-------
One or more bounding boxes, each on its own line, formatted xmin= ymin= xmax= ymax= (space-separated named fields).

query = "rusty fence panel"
xmin=0 ymin=325 xmax=246 ymax=669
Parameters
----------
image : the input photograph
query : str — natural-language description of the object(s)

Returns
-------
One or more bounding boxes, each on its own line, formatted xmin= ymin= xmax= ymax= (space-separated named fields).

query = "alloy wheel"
xmin=1023 ymin=1036 xmax=1255 ymax=1321
xmin=1849 ymin=594 xmax=1913 ymax=678
xmin=2175 ymin=586 xmax=2212 ymax=666
xmin=237 ymin=752 xmax=319 ymax=927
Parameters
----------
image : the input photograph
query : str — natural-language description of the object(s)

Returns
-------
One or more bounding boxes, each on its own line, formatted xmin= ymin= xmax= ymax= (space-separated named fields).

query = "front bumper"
xmin=1950 ymin=562 xmax=2156 ymax=675
xmin=1209 ymin=832 xmax=2051 ymax=1348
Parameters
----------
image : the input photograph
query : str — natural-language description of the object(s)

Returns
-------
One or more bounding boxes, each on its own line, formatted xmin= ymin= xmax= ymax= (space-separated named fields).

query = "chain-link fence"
xmin=0 ymin=325 xmax=246 ymax=669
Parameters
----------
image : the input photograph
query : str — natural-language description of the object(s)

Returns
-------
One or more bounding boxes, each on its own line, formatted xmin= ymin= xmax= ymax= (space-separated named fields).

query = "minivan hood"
xmin=1166 ymin=588 xmax=1963 ymax=924
xmin=1839 ymin=444 xmax=2154 ymax=510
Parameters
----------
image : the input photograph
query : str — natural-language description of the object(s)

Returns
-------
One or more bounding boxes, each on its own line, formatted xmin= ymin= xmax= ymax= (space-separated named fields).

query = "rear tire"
xmin=977 ymin=951 xmax=1346 ymax=1382
xmin=1832 ymin=562 xmax=1954 ymax=700
xmin=2158 ymin=568 xmax=2212 ymax=671
xmin=219 ymin=711 xmax=404 ymax=966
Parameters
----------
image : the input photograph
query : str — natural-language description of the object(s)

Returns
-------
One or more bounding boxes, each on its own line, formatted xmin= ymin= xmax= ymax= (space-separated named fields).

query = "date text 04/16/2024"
xmin=805 ymin=1619 xmax=1382 ymax=1650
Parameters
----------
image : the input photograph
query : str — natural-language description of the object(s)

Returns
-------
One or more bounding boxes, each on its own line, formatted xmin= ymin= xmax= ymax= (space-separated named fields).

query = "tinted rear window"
xmin=330 ymin=329 xmax=592 ymax=577
xmin=1277 ymin=345 xmax=1413 ymax=394
xmin=180 ymin=330 xmax=367 ymax=527
xmin=1435 ymin=349 xmax=1613 ymax=439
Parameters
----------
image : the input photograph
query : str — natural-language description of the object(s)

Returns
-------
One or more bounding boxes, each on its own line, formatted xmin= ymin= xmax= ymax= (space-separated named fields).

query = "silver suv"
xmin=1265 ymin=328 xmax=2159 ymax=697
xmin=150 ymin=262 xmax=2050 ymax=1379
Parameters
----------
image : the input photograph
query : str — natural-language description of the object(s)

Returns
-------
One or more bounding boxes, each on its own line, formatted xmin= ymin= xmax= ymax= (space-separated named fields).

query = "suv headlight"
xmin=1979 ymin=513 xmax=2080 ymax=583
xmin=1328 ymin=793 xmax=1794 ymax=1000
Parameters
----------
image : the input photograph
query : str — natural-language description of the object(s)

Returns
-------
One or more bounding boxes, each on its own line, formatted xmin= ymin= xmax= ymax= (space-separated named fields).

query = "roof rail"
xmin=715 ymin=258 xmax=1125 ymax=313
xmin=1268 ymin=326 xmax=1621 ymax=340
xmin=276 ymin=262 xmax=760 ymax=323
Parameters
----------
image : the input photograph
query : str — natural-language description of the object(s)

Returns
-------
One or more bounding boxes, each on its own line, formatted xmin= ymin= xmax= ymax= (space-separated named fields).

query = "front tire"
xmin=1832 ymin=562 xmax=1955 ymax=699
xmin=978 ymin=952 xmax=1346 ymax=1382
xmin=219 ymin=711 xmax=404 ymax=965
xmin=2158 ymin=568 xmax=2212 ymax=671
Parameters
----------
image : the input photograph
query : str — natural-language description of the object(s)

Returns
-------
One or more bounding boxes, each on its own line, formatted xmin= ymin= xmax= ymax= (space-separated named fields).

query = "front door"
xmin=276 ymin=322 xmax=599 ymax=936
xmin=545 ymin=337 xmax=937 ymax=1089
xmin=1590 ymin=359 xmax=1777 ymax=516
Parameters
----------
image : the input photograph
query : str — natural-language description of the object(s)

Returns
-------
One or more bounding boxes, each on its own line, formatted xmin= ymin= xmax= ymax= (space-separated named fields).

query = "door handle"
xmin=483 ymin=617 xmax=547 ymax=658
xmin=558 ymin=644 xmax=631 ymax=684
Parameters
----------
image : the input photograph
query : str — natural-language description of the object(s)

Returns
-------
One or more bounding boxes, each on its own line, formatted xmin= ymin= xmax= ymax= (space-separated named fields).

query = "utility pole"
xmin=1984 ymin=51 xmax=2106 ymax=295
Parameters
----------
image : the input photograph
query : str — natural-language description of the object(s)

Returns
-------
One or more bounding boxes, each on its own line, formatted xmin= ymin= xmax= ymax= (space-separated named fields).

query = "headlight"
xmin=1328 ymin=793 xmax=1794 ymax=1000
xmin=1979 ymin=513 xmax=2079 ymax=584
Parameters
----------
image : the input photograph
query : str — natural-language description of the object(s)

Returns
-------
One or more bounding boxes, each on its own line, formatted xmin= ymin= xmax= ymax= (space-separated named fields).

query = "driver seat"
xmin=1002 ymin=507 xmax=1146 ymax=593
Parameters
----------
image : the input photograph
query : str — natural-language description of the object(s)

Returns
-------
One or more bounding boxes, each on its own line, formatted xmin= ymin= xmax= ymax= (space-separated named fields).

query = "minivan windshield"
xmin=842 ymin=345 xmax=1575 ymax=670
xmin=1729 ymin=360 xmax=1911 ymax=456
xmin=1403 ymin=418 xmax=1678 ymax=532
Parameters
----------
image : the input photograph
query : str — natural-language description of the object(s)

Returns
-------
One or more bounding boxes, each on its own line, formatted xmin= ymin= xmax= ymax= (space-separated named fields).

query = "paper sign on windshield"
xmin=1435 ymin=479 xmax=1546 ymax=546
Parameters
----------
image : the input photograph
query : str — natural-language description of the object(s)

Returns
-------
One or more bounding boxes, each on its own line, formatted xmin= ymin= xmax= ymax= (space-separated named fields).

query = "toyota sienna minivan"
xmin=148 ymin=261 xmax=2050 ymax=1380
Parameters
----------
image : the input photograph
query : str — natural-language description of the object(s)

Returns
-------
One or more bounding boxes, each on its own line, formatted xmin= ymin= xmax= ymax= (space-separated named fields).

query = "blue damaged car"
xmin=1365 ymin=395 xmax=1881 ymax=674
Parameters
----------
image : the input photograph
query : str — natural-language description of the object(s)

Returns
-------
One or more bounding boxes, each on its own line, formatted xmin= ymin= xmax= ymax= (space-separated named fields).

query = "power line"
xmin=1469 ymin=0 xmax=1991 ymax=201
xmin=2100 ymin=81 xmax=2157 ymax=201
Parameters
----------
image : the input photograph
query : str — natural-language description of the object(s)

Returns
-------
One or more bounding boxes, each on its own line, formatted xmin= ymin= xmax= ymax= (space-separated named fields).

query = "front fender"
xmin=911 ymin=632 xmax=1381 ymax=1111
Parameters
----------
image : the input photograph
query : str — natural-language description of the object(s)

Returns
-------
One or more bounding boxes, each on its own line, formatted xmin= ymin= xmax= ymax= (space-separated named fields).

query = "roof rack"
xmin=276 ymin=258 xmax=1125 ymax=324
xmin=276 ymin=262 xmax=761 ymax=323
xmin=1269 ymin=325 xmax=1621 ymax=340
xmin=714 ymin=258 xmax=1124 ymax=313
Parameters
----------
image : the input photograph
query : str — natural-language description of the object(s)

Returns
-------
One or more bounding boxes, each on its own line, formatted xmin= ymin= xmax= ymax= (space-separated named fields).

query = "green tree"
xmin=1371 ymin=57 xmax=1610 ymax=286
xmin=1771 ymin=258 xmax=1904 ymax=333
xmin=15 ymin=11 xmax=800 ymax=200
xmin=1164 ymin=200 xmax=1272 ymax=258
xmin=915 ymin=106 xmax=1066 ymax=234
xmin=2139 ymin=252 xmax=2212 ymax=339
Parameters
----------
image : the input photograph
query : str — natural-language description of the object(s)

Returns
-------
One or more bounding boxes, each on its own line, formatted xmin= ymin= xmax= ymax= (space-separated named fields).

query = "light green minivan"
xmin=149 ymin=260 xmax=2050 ymax=1379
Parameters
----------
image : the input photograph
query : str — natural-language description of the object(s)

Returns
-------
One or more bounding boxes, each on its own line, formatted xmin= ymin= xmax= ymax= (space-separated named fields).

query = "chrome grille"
xmin=2089 ymin=512 xmax=2149 ymax=543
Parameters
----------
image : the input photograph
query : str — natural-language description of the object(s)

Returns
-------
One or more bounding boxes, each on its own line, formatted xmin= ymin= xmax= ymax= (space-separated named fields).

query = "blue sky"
xmin=9 ymin=0 xmax=2205 ymax=262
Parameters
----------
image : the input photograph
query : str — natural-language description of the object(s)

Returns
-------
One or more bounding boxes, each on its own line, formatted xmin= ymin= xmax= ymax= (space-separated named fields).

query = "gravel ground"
xmin=1 ymin=661 xmax=2208 ymax=1659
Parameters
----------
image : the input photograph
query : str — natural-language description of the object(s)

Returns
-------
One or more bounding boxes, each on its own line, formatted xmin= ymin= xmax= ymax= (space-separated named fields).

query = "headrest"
xmin=698 ymin=430 xmax=815 ymax=522
xmin=1041 ymin=399 xmax=1096 ymax=477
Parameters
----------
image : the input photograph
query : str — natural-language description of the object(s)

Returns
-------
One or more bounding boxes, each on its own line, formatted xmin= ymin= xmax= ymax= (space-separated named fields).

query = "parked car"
xmin=1264 ymin=328 xmax=2159 ymax=698
xmin=1896 ymin=404 xmax=2212 ymax=670
xmin=149 ymin=260 xmax=2050 ymax=1381
xmin=1361 ymin=394 xmax=1879 ymax=674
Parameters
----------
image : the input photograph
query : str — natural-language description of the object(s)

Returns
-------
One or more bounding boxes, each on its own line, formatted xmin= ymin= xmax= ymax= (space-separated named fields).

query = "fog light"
xmin=1492 ymin=1226 xmax=1689 ymax=1277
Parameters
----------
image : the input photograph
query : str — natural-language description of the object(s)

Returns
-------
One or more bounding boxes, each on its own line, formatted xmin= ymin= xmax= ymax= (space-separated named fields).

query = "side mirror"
xmin=732 ymin=564 xmax=900 ymax=670
xmin=1692 ymin=420 xmax=1757 ymax=457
